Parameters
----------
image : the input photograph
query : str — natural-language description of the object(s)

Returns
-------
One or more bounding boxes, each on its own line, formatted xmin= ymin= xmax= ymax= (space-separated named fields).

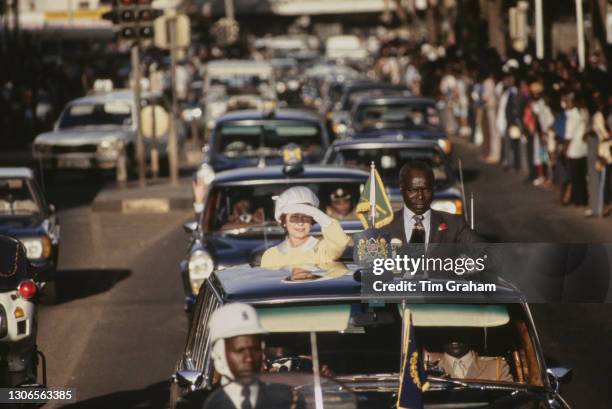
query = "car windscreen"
xmin=0 ymin=178 xmax=41 ymax=216
xmin=210 ymin=75 xmax=271 ymax=96
xmin=258 ymin=303 xmax=402 ymax=376
xmin=58 ymin=101 xmax=132 ymax=129
xmin=205 ymin=181 xmax=364 ymax=232
xmin=356 ymin=102 xmax=441 ymax=130
xmin=216 ymin=121 xmax=325 ymax=158
xmin=329 ymin=147 xmax=450 ymax=187
xmin=413 ymin=304 xmax=542 ymax=386
xmin=255 ymin=303 xmax=541 ymax=385
xmin=344 ymin=88 xmax=407 ymax=111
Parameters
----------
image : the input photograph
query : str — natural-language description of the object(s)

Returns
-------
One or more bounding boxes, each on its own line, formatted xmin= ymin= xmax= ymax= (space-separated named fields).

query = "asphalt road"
xmin=33 ymin=147 xmax=612 ymax=409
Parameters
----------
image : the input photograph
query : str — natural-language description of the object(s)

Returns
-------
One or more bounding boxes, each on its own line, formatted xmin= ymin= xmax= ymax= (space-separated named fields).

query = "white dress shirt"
xmin=565 ymin=107 xmax=588 ymax=159
xmin=443 ymin=351 xmax=475 ymax=379
xmin=403 ymin=206 xmax=431 ymax=244
xmin=223 ymin=382 xmax=259 ymax=409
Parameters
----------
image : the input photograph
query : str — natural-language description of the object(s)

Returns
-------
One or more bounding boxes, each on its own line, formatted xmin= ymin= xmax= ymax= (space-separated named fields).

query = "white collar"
xmin=224 ymin=381 xmax=259 ymax=409
xmin=403 ymin=206 xmax=431 ymax=225
xmin=443 ymin=351 xmax=475 ymax=375
xmin=277 ymin=236 xmax=319 ymax=254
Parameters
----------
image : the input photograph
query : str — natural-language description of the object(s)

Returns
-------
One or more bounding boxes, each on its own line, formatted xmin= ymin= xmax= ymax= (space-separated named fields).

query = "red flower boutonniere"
xmin=438 ymin=223 xmax=448 ymax=232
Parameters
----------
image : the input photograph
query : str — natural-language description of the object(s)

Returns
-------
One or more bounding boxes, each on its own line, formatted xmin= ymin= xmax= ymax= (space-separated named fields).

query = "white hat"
xmin=209 ymin=303 xmax=267 ymax=381
xmin=274 ymin=186 xmax=319 ymax=222
xmin=209 ymin=303 xmax=268 ymax=344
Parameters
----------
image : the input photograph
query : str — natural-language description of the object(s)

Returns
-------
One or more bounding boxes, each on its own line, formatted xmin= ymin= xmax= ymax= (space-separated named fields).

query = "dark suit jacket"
xmin=202 ymin=382 xmax=303 ymax=409
xmin=379 ymin=209 xmax=481 ymax=244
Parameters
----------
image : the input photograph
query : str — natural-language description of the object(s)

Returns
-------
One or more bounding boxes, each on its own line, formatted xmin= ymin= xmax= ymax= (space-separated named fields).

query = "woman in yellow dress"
xmin=260 ymin=186 xmax=350 ymax=269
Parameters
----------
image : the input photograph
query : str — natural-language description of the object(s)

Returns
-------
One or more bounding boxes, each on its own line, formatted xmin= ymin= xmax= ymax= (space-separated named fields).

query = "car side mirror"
xmin=183 ymin=221 xmax=198 ymax=234
xmin=547 ymin=367 xmax=573 ymax=392
xmin=174 ymin=370 xmax=203 ymax=391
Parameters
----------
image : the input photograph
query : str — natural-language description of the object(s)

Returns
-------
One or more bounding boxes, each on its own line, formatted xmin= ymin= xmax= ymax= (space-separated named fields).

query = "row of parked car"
xmin=170 ymin=56 xmax=574 ymax=408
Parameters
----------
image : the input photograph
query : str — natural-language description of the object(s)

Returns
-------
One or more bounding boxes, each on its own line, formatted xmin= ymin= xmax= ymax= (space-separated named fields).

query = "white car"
xmin=32 ymin=90 xmax=183 ymax=175
xmin=203 ymin=60 xmax=277 ymax=132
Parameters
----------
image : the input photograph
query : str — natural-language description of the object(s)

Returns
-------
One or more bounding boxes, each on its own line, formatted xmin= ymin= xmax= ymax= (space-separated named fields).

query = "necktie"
xmin=452 ymin=360 xmax=467 ymax=378
xmin=410 ymin=214 xmax=425 ymax=243
xmin=241 ymin=385 xmax=253 ymax=409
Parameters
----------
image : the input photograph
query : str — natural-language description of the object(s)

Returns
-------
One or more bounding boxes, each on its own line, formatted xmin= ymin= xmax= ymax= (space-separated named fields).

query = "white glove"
xmin=284 ymin=203 xmax=332 ymax=228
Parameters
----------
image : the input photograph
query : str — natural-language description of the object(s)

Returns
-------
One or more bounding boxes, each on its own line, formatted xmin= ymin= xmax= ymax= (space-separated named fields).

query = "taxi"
xmin=0 ymin=168 xmax=60 ymax=303
xmin=180 ymin=161 xmax=368 ymax=310
xmin=169 ymin=263 xmax=573 ymax=409
xmin=201 ymin=109 xmax=330 ymax=174
xmin=323 ymin=138 xmax=463 ymax=215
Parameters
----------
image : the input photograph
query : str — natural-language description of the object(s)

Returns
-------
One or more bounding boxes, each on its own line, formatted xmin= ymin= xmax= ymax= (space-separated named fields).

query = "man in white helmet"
xmin=260 ymin=186 xmax=351 ymax=269
xmin=203 ymin=303 xmax=302 ymax=409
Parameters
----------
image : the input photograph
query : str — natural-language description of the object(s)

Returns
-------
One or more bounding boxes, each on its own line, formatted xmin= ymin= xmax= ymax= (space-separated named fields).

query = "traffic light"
xmin=102 ymin=0 xmax=162 ymax=40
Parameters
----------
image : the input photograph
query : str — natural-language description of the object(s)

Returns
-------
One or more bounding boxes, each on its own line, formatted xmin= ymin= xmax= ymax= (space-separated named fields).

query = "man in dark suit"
xmin=202 ymin=303 xmax=303 ymax=409
xmin=380 ymin=161 xmax=480 ymax=245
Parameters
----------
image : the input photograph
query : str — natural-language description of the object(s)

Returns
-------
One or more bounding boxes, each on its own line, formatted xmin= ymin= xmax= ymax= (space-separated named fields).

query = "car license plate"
xmin=57 ymin=158 xmax=90 ymax=169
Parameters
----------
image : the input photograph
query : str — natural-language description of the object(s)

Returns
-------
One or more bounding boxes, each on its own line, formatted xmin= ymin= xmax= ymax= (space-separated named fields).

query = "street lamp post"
xmin=535 ymin=0 xmax=544 ymax=59
xmin=575 ymin=0 xmax=586 ymax=70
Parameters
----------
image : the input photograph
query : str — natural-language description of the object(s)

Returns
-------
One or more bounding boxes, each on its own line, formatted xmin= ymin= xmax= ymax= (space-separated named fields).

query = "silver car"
xmin=32 ymin=90 xmax=183 ymax=175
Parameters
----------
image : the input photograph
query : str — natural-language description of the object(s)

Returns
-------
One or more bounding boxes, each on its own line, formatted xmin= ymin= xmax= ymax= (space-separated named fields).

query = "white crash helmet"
xmin=209 ymin=303 xmax=268 ymax=344
xmin=274 ymin=186 xmax=319 ymax=222
xmin=209 ymin=303 xmax=267 ymax=382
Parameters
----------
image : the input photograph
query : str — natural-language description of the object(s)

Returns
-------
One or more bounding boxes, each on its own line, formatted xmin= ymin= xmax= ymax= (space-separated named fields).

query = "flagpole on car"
xmin=369 ymin=162 xmax=376 ymax=228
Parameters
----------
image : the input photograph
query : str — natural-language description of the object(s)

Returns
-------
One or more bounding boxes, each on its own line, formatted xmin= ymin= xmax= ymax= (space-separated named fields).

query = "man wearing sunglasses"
xmin=260 ymin=186 xmax=350 ymax=269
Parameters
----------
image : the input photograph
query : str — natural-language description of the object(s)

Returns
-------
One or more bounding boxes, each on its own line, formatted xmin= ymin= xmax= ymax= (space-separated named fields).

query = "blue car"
xmin=0 ymin=168 xmax=60 ymax=303
xmin=323 ymin=137 xmax=463 ymax=215
xmin=202 ymin=109 xmax=330 ymax=174
xmin=180 ymin=163 xmax=368 ymax=310
xmin=348 ymin=95 xmax=452 ymax=155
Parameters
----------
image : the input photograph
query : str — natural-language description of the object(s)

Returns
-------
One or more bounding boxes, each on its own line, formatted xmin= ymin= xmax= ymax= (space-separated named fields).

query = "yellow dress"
xmin=260 ymin=220 xmax=350 ymax=269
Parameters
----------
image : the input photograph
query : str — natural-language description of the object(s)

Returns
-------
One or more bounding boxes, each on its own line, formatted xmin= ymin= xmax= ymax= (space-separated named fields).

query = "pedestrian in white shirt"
xmin=563 ymin=93 xmax=589 ymax=206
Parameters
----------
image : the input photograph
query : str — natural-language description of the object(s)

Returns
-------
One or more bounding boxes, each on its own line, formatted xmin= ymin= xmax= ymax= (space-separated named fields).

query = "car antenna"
xmin=470 ymin=192 xmax=475 ymax=231
xmin=458 ymin=159 xmax=467 ymax=224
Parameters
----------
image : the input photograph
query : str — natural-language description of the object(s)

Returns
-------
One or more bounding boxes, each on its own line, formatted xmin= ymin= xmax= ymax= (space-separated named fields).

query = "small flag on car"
xmin=397 ymin=309 xmax=429 ymax=409
xmin=355 ymin=162 xmax=393 ymax=229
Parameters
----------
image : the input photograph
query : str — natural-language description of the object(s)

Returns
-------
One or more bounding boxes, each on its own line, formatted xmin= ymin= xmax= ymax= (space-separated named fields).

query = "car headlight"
xmin=20 ymin=237 xmax=52 ymax=259
xmin=182 ymin=107 xmax=202 ymax=122
xmin=97 ymin=139 xmax=124 ymax=157
xmin=287 ymin=80 xmax=299 ymax=90
xmin=333 ymin=122 xmax=347 ymax=136
xmin=276 ymin=82 xmax=287 ymax=94
xmin=431 ymin=199 xmax=463 ymax=215
xmin=189 ymin=249 xmax=214 ymax=279
xmin=437 ymin=139 xmax=453 ymax=154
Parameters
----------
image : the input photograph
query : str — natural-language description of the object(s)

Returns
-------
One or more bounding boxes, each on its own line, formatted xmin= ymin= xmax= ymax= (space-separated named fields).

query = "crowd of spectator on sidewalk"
xmin=373 ymin=40 xmax=611 ymax=218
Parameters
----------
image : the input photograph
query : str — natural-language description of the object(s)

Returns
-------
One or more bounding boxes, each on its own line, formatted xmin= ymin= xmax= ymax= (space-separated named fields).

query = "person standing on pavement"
xmin=379 ymin=162 xmax=480 ymax=245
xmin=563 ymin=92 xmax=589 ymax=207
xmin=260 ymin=187 xmax=350 ymax=269
xmin=203 ymin=303 xmax=303 ymax=409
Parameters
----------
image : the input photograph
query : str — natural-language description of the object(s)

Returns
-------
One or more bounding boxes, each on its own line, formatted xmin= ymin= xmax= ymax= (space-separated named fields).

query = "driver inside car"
xmin=222 ymin=197 xmax=266 ymax=230
xmin=436 ymin=331 xmax=513 ymax=382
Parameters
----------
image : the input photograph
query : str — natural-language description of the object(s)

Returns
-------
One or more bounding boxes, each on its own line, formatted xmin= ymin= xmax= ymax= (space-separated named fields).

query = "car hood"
xmin=34 ymin=127 xmax=133 ymax=145
xmin=0 ymin=215 xmax=45 ymax=237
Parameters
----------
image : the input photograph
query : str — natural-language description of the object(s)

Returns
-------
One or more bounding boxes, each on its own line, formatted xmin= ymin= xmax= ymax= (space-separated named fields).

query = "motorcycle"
xmin=0 ymin=235 xmax=46 ymax=388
